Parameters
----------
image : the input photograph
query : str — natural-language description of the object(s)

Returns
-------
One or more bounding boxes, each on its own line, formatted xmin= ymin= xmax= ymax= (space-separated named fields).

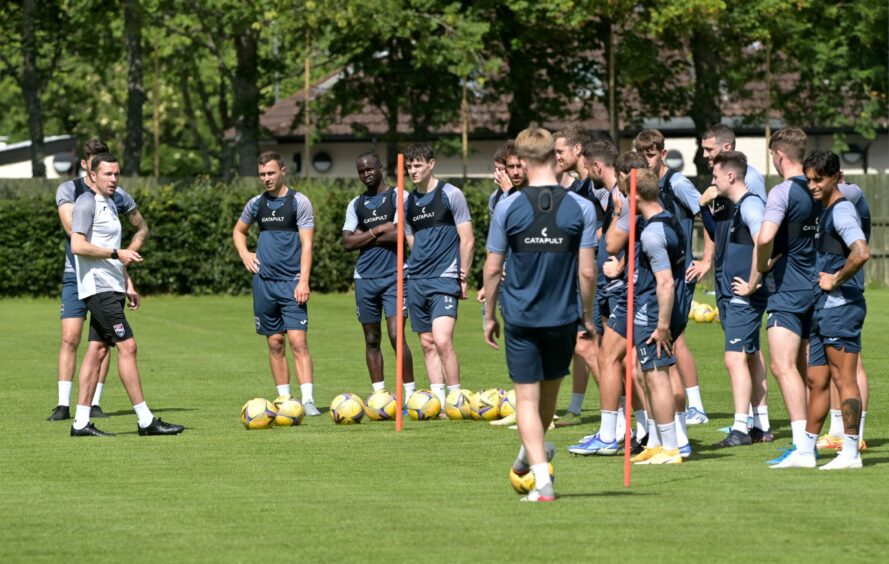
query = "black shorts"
xmin=504 ymin=323 xmax=575 ymax=384
xmin=85 ymin=292 xmax=133 ymax=345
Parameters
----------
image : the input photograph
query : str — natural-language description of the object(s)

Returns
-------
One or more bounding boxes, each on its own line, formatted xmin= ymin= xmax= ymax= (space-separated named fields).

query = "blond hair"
xmin=515 ymin=126 xmax=555 ymax=164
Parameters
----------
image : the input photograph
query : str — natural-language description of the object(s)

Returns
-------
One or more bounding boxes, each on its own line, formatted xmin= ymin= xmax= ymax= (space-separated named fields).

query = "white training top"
xmin=71 ymin=191 xmax=126 ymax=299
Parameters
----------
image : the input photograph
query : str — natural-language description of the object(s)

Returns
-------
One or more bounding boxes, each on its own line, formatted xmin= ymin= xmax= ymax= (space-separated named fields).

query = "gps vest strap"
xmin=818 ymin=198 xmax=850 ymax=257
xmin=356 ymin=190 xmax=396 ymax=231
xmin=729 ymin=192 xmax=764 ymax=246
xmin=507 ymin=187 xmax=580 ymax=253
xmin=256 ymin=189 xmax=298 ymax=232
xmin=406 ymin=181 xmax=455 ymax=232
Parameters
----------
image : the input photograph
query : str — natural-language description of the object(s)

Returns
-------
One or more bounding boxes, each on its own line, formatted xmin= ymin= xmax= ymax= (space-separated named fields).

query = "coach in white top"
xmin=69 ymin=153 xmax=184 ymax=438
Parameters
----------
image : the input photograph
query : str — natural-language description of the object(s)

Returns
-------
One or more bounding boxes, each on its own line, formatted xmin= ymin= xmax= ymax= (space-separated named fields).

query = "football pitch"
xmin=2 ymin=291 xmax=888 ymax=562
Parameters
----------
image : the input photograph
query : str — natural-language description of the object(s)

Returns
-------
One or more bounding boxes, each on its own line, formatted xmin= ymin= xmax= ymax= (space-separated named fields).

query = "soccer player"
xmin=553 ymin=126 xmax=606 ymax=425
xmin=233 ymin=151 xmax=320 ymax=416
xmin=699 ymin=125 xmax=771 ymax=441
xmin=634 ymin=130 xmax=707 ymax=428
xmin=403 ymin=143 xmax=474 ymax=411
xmin=342 ymin=153 xmax=415 ymax=398
xmin=49 ymin=137 xmax=149 ymax=421
xmin=708 ymin=151 xmax=769 ymax=447
xmin=755 ymin=128 xmax=819 ymax=467
xmin=629 ymin=168 xmax=690 ymax=464
xmin=69 ymin=153 xmax=183 ymax=436
xmin=568 ymin=151 xmax=650 ymax=456
xmin=483 ymin=125 xmax=597 ymax=501
xmin=797 ymin=150 xmax=869 ymax=469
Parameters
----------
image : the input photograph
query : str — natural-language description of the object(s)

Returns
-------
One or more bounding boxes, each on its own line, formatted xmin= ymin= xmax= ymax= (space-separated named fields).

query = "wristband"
xmin=111 ymin=249 xmax=119 ymax=260
xmin=369 ymin=228 xmax=377 ymax=239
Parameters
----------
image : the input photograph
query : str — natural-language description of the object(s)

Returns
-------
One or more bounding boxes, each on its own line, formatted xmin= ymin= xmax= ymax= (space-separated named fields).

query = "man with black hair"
xmin=49 ymin=138 xmax=148 ymax=421
xmin=342 ymin=152 xmax=416 ymax=399
xmin=69 ymin=153 xmax=183 ymax=437
xmin=403 ymin=143 xmax=474 ymax=411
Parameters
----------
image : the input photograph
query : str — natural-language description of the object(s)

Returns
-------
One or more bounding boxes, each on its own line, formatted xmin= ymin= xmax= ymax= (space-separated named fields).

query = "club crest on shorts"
xmin=254 ymin=316 xmax=261 ymax=330
xmin=113 ymin=323 xmax=126 ymax=337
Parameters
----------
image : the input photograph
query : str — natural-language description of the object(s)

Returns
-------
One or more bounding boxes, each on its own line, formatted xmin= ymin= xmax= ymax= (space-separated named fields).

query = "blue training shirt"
xmin=342 ymin=189 xmax=408 ymax=279
xmin=487 ymin=186 xmax=597 ymax=328
xmin=722 ymin=192 xmax=767 ymax=304
xmin=660 ymin=170 xmax=700 ymax=269
xmin=635 ymin=211 xmax=687 ymax=329
xmin=240 ymin=189 xmax=314 ymax=281
xmin=404 ymin=181 xmax=471 ymax=279
xmin=817 ymin=198 xmax=866 ymax=308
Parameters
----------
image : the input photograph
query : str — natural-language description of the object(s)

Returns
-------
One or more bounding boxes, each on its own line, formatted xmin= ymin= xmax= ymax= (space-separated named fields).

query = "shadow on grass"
xmin=559 ymin=490 xmax=649 ymax=499
xmin=103 ymin=407 xmax=198 ymax=417
xmin=862 ymin=457 xmax=889 ymax=466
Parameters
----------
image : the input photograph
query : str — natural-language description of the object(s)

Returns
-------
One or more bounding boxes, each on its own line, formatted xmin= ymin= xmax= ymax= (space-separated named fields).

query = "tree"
xmin=123 ymin=0 xmax=145 ymax=176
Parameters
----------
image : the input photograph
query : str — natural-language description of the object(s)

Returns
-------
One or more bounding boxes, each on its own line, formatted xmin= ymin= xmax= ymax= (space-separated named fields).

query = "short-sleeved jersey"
xmin=722 ymin=192 xmax=767 ymax=302
xmin=838 ymin=183 xmax=871 ymax=242
xmin=487 ymin=186 xmax=596 ymax=328
xmin=404 ymin=181 xmax=471 ymax=279
xmin=762 ymin=176 xmax=819 ymax=310
xmin=71 ymin=191 xmax=126 ymax=299
xmin=817 ymin=198 xmax=866 ymax=308
xmin=711 ymin=166 xmax=768 ymax=299
xmin=240 ymin=189 xmax=314 ymax=281
xmin=660 ymin=170 xmax=700 ymax=267
xmin=597 ymin=184 xmax=626 ymax=296
xmin=636 ymin=211 xmax=686 ymax=324
xmin=342 ymin=188 xmax=408 ymax=279
xmin=488 ymin=186 xmax=516 ymax=219
xmin=57 ymin=178 xmax=136 ymax=274
xmin=570 ymin=177 xmax=606 ymax=230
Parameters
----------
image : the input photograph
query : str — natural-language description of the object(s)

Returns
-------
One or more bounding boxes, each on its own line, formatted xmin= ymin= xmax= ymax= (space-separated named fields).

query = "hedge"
xmin=0 ymin=177 xmax=495 ymax=297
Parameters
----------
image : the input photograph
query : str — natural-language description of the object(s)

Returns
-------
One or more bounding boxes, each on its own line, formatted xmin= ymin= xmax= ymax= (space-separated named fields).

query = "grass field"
xmin=2 ymin=290 xmax=888 ymax=562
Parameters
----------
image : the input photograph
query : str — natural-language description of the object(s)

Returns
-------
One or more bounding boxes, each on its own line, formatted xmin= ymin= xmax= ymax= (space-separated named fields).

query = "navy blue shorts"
xmin=607 ymin=301 xmax=628 ymax=338
xmin=504 ymin=323 xmax=575 ymax=383
xmin=60 ymin=272 xmax=87 ymax=320
xmin=593 ymin=290 xmax=618 ymax=335
xmin=355 ymin=275 xmax=406 ymax=324
xmin=253 ymin=277 xmax=308 ymax=335
xmin=715 ymin=294 xmax=728 ymax=331
xmin=633 ymin=322 xmax=679 ymax=372
xmin=808 ymin=301 xmax=866 ymax=367
xmin=723 ymin=297 xmax=765 ymax=353
xmin=85 ymin=292 xmax=133 ymax=344
xmin=407 ymin=277 xmax=459 ymax=333
xmin=678 ymin=280 xmax=695 ymax=323
xmin=766 ymin=307 xmax=813 ymax=339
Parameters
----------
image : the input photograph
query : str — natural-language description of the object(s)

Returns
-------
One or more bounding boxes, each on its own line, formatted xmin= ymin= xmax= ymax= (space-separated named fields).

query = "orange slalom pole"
xmin=395 ymin=153 xmax=406 ymax=432
xmin=623 ymin=168 xmax=638 ymax=488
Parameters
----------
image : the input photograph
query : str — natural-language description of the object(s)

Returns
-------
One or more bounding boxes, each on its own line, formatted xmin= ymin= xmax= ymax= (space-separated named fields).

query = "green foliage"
xmin=0 ymin=177 xmax=493 ymax=297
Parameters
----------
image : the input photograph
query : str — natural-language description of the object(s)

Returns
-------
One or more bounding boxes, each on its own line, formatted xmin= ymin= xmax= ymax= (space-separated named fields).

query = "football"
xmin=366 ymin=390 xmax=397 ymax=421
xmin=444 ymin=388 xmax=472 ymax=420
xmin=274 ymin=399 xmax=305 ymax=427
xmin=499 ymin=389 xmax=517 ymax=419
xmin=329 ymin=393 xmax=365 ymax=425
xmin=471 ymin=388 xmax=501 ymax=421
xmin=508 ymin=463 xmax=554 ymax=494
xmin=406 ymin=389 xmax=441 ymax=420
xmin=241 ymin=398 xmax=276 ymax=430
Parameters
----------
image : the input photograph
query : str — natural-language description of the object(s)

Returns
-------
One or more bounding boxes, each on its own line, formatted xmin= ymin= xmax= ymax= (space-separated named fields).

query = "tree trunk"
xmin=233 ymin=26 xmax=260 ymax=177
xmin=21 ymin=0 xmax=45 ymax=177
xmin=123 ymin=0 xmax=144 ymax=176
xmin=689 ymin=24 xmax=723 ymax=178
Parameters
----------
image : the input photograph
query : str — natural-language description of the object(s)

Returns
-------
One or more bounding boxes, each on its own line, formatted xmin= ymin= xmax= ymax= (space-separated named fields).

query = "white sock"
xmin=371 ymin=381 xmax=385 ymax=393
xmin=658 ymin=422 xmax=678 ymax=450
xmin=790 ymin=420 xmax=807 ymax=448
xmin=842 ymin=433 xmax=861 ymax=459
xmin=276 ymin=384 xmax=291 ymax=398
xmin=828 ymin=409 xmax=843 ymax=436
xmin=403 ymin=381 xmax=416 ymax=401
xmin=530 ymin=462 xmax=552 ymax=489
xmin=753 ymin=406 xmax=770 ymax=432
xmin=646 ymin=419 xmax=661 ymax=447
xmin=446 ymin=384 xmax=461 ymax=396
xmin=748 ymin=404 xmax=754 ymax=419
xmin=430 ymin=384 xmax=446 ymax=407
xmin=686 ymin=386 xmax=703 ymax=411
xmin=615 ymin=407 xmax=626 ymax=440
xmin=133 ymin=401 xmax=154 ymax=428
xmin=635 ymin=410 xmax=649 ymax=438
xmin=73 ymin=404 xmax=91 ymax=430
xmin=675 ymin=412 xmax=689 ymax=447
xmin=799 ymin=431 xmax=817 ymax=455
xmin=58 ymin=381 xmax=73 ymax=407
xmin=599 ymin=410 xmax=618 ymax=443
xmin=859 ymin=411 xmax=867 ymax=439
xmin=567 ymin=393 xmax=584 ymax=415
xmin=732 ymin=413 xmax=749 ymax=434
xmin=300 ymin=383 xmax=314 ymax=404
xmin=91 ymin=383 xmax=104 ymax=406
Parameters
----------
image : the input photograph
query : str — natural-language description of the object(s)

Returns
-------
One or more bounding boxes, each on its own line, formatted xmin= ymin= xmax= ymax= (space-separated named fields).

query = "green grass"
xmin=1 ymin=291 xmax=888 ymax=562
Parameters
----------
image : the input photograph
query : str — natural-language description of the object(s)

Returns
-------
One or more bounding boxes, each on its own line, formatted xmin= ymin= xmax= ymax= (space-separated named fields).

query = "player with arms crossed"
xmin=709 ymin=151 xmax=769 ymax=447
xmin=483 ymin=126 xmax=597 ymax=501
xmin=69 ymin=153 xmax=183 ymax=437
xmin=755 ymin=128 xmax=819 ymax=467
xmin=403 ymin=143 xmax=474 ymax=411
xmin=49 ymin=138 xmax=149 ymax=421
xmin=798 ymin=151 xmax=869 ymax=469
xmin=233 ymin=151 xmax=320 ymax=416
xmin=342 ymin=152 xmax=415 ymax=399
